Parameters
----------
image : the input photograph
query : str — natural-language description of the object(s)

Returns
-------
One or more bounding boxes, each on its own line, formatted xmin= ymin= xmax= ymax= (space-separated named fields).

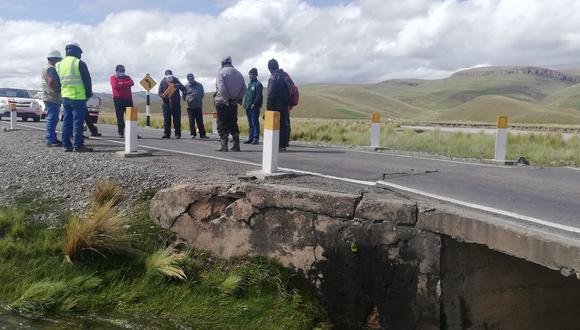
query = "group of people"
xmin=41 ymin=42 xmax=295 ymax=153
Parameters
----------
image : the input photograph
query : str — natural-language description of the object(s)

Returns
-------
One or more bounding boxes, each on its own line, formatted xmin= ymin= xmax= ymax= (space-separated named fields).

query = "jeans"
xmin=216 ymin=103 xmax=239 ymax=140
xmin=114 ymin=98 xmax=133 ymax=136
xmin=245 ymin=106 xmax=260 ymax=142
xmin=62 ymin=98 xmax=87 ymax=149
xmin=187 ymin=107 xmax=206 ymax=137
xmin=44 ymin=101 xmax=60 ymax=144
xmin=162 ymin=103 xmax=181 ymax=137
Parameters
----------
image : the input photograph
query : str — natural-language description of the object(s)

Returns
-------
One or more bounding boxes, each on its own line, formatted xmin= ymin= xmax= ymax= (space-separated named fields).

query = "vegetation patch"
xmin=0 ymin=188 xmax=329 ymax=329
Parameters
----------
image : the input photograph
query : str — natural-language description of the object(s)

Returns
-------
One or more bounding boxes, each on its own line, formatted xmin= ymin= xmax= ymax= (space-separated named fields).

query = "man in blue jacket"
xmin=158 ymin=69 xmax=186 ymax=139
xmin=243 ymin=68 xmax=263 ymax=144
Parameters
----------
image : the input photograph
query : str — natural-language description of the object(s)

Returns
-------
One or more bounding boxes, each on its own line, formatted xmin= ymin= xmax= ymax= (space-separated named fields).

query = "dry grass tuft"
xmin=145 ymin=247 xmax=187 ymax=281
xmin=64 ymin=201 xmax=131 ymax=263
xmin=91 ymin=180 xmax=122 ymax=209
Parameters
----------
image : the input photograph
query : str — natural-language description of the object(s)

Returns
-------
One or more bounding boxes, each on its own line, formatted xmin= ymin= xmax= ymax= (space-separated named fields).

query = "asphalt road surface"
xmin=5 ymin=120 xmax=580 ymax=235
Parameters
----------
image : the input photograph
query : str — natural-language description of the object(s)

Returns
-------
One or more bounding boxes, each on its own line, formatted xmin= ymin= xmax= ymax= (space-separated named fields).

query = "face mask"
xmin=117 ymin=72 xmax=125 ymax=77
xmin=165 ymin=75 xmax=173 ymax=81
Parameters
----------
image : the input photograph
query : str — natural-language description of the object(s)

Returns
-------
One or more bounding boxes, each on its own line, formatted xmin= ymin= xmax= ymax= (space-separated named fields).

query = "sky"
xmin=2 ymin=0 xmax=580 ymax=93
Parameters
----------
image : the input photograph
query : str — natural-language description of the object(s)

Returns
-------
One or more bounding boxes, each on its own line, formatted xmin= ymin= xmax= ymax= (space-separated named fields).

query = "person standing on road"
xmin=183 ymin=73 xmax=208 ymax=139
xmin=266 ymin=58 xmax=291 ymax=151
xmin=158 ymin=69 xmax=186 ymax=139
xmin=243 ymin=68 xmax=263 ymax=145
xmin=42 ymin=50 xmax=62 ymax=147
xmin=110 ymin=64 xmax=134 ymax=138
xmin=56 ymin=41 xmax=94 ymax=152
xmin=214 ymin=56 xmax=246 ymax=152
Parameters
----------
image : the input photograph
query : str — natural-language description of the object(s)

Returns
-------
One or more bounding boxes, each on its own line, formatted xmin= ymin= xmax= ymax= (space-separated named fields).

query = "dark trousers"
xmin=187 ymin=107 xmax=206 ymax=137
xmin=114 ymin=98 xmax=134 ymax=136
xmin=216 ymin=103 xmax=239 ymax=140
xmin=275 ymin=107 xmax=291 ymax=148
xmin=245 ymin=106 xmax=260 ymax=142
xmin=162 ymin=103 xmax=181 ymax=137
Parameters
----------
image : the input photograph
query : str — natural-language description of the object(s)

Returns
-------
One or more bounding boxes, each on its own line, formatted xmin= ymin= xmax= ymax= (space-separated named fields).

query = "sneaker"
xmin=63 ymin=148 xmax=73 ymax=152
xmin=279 ymin=147 xmax=286 ymax=152
xmin=191 ymin=135 xmax=196 ymax=139
xmin=91 ymin=133 xmax=102 ymax=137
xmin=47 ymin=142 xmax=62 ymax=147
xmin=175 ymin=135 xmax=181 ymax=139
xmin=200 ymin=136 xmax=209 ymax=139
xmin=161 ymin=135 xmax=170 ymax=139
xmin=243 ymin=140 xmax=254 ymax=144
xmin=119 ymin=134 xmax=124 ymax=138
xmin=73 ymin=145 xmax=94 ymax=153
xmin=137 ymin=135 xmax=142 ymax=139
xmin=251 ymin=140 xmax=259 ymax=145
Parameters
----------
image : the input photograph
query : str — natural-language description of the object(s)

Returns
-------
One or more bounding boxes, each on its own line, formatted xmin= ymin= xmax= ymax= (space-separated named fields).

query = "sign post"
xmin=9 ymin=102 xmax=17 ymax=130
xmin=371 ymin=113 xmax=380 ymax=148
xmin=495 ymin=116 xmax=508 ymax=161
xmin=140 ymin=74 xmax=157 ymax=128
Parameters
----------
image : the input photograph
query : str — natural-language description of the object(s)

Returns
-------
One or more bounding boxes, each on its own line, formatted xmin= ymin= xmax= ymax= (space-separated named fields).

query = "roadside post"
xmin=371 ymin=113 xmax=380 ymax=148
xmin=495 ymin=116 xmax=508 ymax=161
xmin=139 ymin=74 xmax=157 ymax=128
xmin=116 ymin=107 xmax=151 ymax=158
xmin=262 ymin=111 xmax=280 ymax=174
xmin=9 ymin=102 xmax=17 ymax=130
xmin=212 ymin=113 xmax=218 ymax=136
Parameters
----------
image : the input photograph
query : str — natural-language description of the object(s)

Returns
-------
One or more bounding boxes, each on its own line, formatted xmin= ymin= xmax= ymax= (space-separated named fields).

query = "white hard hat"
xmin=65 ymin=41 xmax=81 ymax=49
xmin=47 ymin=50 xmax=62 ymax=59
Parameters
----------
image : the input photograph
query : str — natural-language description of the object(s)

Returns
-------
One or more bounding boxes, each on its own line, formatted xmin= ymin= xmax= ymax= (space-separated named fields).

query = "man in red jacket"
xmin=110 ymin=64 xmax=134 ymax=138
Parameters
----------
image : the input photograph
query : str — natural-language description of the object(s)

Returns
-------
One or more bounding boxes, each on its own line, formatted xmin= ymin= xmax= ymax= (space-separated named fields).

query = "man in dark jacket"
xmin=158 ymin=69 xmax=186 ymax=138
xmin=183 ymin=73 xmax=207 ymax=139
xmin=266 ymin=59 xmax=291 ymax=151
xmin=243 ymin=68 xmax=263 ymax=144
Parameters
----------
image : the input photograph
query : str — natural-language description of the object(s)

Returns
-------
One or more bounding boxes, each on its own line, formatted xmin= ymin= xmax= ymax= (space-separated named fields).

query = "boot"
xmin=217 ymin=139 xmax=228 ymax=152
xmin=231 ymin=134 xmax=241 ymax=152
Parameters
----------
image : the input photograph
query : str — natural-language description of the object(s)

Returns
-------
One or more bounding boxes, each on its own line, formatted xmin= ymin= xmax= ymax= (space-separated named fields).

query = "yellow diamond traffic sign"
xmin=140 ymin=74 xmax=157 ymax=92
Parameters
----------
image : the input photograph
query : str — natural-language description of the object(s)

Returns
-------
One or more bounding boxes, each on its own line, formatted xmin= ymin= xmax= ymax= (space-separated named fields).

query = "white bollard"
xmin=262 ymin=111 xmax=280 ymax=174
xmin=494 ymin=116 xmax=508 ymax=161
xmin=371 ymin=113 xmax=380 ymax=148
xmin=9 ymin=102 xmax=17 ymax=130
xmin=212 ymin=112 xmax=218 ymax=136
xmin=125 ymin=107 xmax=138 ymax=153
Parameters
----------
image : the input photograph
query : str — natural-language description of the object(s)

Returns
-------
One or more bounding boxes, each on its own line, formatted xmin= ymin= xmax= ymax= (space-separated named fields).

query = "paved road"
xmin=5 ymin=120 xmax=580 ymax=235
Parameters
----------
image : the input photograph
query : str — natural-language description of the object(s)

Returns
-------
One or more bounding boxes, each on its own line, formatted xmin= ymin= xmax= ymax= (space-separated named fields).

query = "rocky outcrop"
xmin=150 ymin=183 xmax=439 ymax=329
xmin=452 ymin=66 xmax=580 ymax=83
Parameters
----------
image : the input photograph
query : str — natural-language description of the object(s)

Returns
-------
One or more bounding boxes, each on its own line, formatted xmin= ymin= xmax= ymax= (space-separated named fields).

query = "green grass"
xmin=0 ymin=192 xmax=330 ymax=329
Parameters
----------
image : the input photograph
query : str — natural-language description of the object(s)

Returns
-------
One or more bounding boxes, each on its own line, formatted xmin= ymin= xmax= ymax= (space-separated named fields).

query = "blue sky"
xmin=0 ymin=0 xmax=351 ymax=24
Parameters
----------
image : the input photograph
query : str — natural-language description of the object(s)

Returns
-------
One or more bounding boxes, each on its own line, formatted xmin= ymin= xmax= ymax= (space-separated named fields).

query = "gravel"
xmin=0 ymin=127 xmax=253 ymax=212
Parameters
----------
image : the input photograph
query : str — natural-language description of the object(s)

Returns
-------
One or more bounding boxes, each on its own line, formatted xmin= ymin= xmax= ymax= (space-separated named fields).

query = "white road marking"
xmin=566 ymin=166 xmax=580 ymax=171
xmin=7 ymin=122 xmax=579 ymax=234
xmin=376 ymin=180 xmax=580 ymax=234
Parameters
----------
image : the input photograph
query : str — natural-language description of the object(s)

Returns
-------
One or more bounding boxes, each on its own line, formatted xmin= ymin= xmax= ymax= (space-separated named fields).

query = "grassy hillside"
xmin=92 ymin=66 xmax=580 ymax=125
xmin=437 ymin=95 xmax=580 ymax=124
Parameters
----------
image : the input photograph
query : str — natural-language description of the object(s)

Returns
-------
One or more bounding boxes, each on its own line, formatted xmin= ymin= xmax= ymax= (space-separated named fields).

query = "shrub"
xmin=145 ymin=247 xmax=187 ymax=281
xmin=91 ymin=180 xmax=122 ymax=209
xmin=63 ymin=201 xmax=132 ymax=263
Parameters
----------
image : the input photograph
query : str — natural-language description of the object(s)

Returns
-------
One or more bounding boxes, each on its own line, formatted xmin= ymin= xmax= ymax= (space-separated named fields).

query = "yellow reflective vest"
xmin=56 ymin=56 xmax=86 ymax=100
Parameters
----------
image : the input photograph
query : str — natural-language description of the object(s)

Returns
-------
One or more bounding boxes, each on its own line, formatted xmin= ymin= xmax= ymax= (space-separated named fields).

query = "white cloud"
xmin=2 ymin=0 xmax=580 ymax=93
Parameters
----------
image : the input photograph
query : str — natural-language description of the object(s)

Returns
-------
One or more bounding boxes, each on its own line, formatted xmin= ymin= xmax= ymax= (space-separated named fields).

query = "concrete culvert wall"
xmin=150 ymin=183 xmax=580 ymax=330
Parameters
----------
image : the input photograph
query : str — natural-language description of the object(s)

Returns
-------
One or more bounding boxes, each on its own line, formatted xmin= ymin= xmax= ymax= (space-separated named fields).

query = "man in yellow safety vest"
xmin=55 ymin=41 xmax=94 ymax=152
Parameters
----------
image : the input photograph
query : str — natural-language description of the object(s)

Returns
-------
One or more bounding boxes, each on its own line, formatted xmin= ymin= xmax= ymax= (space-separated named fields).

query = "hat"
xmin=267 ymin=59 xmax=279 ymax=71
xmin=164 ymin=69 xmax=173 ymax=75
xmin=249 ymin=68 xmax=258 ymax=76
xmin=221 ymin=56 xmax=232 ymax=65
xmin=115 ymin=64 xmax=125 ymax=72
xmin=186 ymin=73 xmax=194 ymax=79
xmin=47 ymin=50 xmax=62 ymax=59
xmin=65 ymin=41 xmax=82 ymax=53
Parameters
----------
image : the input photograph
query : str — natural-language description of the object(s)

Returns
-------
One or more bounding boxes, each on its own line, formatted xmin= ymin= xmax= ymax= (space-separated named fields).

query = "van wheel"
xmin=33 ymin=116 xmax=40 ymax=122
xmin=22 ymin=117 xmax=28 ymax=122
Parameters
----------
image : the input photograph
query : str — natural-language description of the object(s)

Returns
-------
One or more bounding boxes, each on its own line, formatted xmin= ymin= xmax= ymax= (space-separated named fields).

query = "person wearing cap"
xmin=214 ymin=56 xmax=246 ymax=151
xmin=55 ymin=41 xmax=94 ymax=152
xmin=183 ymin=73 xmax=207 ymax=139
xmin=42 ymin=50 xmax=62 ymax=147
xmin=243 ymin=68 xmax=263 ymax=145
xmin=266 ymin=58 xmax=291 ymax=151
xmin=110 ymin=64 xmax=134 ymax=138
xmin=158 ymin=69 xmax=186 ymax=139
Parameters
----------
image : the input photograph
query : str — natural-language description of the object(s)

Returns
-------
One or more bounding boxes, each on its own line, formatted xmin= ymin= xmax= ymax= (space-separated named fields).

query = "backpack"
xmin=282 ymin=72 xmax=299 ymax=109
